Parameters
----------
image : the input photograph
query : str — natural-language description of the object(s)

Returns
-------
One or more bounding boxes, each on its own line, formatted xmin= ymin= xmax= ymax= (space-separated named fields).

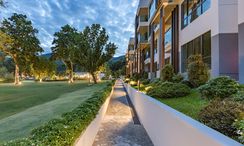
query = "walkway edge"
xmin=74 ymin=84 xmax=114 ymax=146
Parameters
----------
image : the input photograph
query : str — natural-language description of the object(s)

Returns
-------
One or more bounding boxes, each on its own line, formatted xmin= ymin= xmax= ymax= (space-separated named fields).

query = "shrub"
xmin=187 ymin=55 xmax=210 ymax=87
xmin=198 ymin=76 xmax=240 ymax=99
xmin=172 ymin=73 xmax=184 ymax=83
xmin=124 ymin=78 xmax=130 ymax=83
xmin=199 ymin=99 xmax=244 ymax=139
xmin=0 ymin=66 xmax=8 ymax=78
xmin=131 ymin=73 xmax=140 ymax=81
xmin=161 ymin=64 xmax=174 ymax=81
xmin=233 ymin=116 xmax=244 ymax=144
xmin=4 ymin=82 xmax=113 ymax=146
xmin=181 ymin=80 xmax=195 ymax=88
xmin=129 ymin=80 xmax=137 ymax=86
xmin=140 ymin=79 xmax=150 ymax=85
xmin=147 ymin=82 xmax=191 ymax=98
xmin=232 ymin=91 xmax=244 ymax=102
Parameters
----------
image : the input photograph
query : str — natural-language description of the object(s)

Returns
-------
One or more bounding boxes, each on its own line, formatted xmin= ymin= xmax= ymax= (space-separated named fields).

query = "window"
xmin=149 ymin=0 xmax=157 ymax=20
xmin=181 ymin=31 xmax=211 ymax=72
xmin=181 ymin=0 xmax=210 ymax=29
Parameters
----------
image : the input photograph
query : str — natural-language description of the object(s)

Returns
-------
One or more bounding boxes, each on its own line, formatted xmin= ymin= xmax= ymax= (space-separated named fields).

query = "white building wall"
xmin=178 ymin=0 xmax=238 ymax=79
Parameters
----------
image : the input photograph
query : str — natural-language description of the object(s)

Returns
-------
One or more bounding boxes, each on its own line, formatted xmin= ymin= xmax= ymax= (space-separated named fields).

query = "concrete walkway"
xmin=92 ymin=80 xmax=153 ymax=146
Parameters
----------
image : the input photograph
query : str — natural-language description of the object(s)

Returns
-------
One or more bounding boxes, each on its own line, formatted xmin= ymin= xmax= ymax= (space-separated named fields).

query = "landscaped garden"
xmin=0 ymin=10 xmax=118 ymax=145
xmin=125 ymin=55 xmax=244 ymax=144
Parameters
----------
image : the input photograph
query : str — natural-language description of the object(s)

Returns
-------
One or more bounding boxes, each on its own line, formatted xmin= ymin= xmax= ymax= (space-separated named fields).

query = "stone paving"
xmin=92 ymin=80 xmax=153 ymax=146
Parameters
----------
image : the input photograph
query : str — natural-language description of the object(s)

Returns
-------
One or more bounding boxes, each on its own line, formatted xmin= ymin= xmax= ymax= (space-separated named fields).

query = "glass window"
xmin=193 ymin=36 xmax=201 ymax=54
xmin=181 ymin=45 xmax=188 ymax=72
xmin=202 ymin=31 xmax=211 ymax=67
xmin=149 ymin=0 xmax=156 ymax=20
xmin=181 ymin=31 xmax=211 ymax=72
xmin=202 ymin=0 xmax=211 ymax=13
xmin=181 ymin=0 xmax=210 ymax=29
xmin=181 ymin=0 xmax=188 ymax=28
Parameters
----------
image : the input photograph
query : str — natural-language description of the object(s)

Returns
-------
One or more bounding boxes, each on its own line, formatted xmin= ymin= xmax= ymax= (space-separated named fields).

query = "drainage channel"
xmin=123 ymin=84 xmax=141 ymax=125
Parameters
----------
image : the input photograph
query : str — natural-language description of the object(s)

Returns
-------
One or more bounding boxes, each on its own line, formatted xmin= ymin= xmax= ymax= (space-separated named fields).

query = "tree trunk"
xmin=69 ymin=61 xmax=74 ymax=83
xmin=91 ymin=73 xmax=97 ymax=84
xmin=14 ymin=64 xmax=20 ymax=85
xmin=39 ymin=78 xmax=43 ymax=82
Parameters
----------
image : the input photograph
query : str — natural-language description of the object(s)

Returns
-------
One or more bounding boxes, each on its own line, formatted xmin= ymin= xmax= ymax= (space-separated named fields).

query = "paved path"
xmin=92 ymin=80 xmax=153 ymax=146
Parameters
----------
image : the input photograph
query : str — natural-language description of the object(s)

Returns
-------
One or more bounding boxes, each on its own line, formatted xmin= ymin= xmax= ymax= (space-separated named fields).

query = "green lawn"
xmin=157 ymin=90 xmax=209 ymax=120
xmin=0 ymin=81 xmax=107 ymax=142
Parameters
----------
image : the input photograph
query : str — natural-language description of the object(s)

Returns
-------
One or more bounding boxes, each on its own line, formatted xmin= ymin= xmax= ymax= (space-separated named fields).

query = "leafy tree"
xmin=76 ymin=24 xmax=117 ymax=84
xmin=0 ymin=13 xmax=43 ymax=85
xmin=31 ymin=57 xmax=56 ymax=82
xmin=51 ymin=24 xmax=79 ymax=83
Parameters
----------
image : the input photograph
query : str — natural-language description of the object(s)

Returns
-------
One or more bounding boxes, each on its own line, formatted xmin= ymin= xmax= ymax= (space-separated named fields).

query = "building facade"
xmin=126 ymin=0 xmax=244 ymax=82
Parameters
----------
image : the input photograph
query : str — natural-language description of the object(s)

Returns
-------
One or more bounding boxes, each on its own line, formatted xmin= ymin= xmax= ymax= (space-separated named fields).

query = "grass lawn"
xmin=156 ymin=90 xmax=209 ymax=120
xmin=0 ymin=81 xmax=107 ymax=142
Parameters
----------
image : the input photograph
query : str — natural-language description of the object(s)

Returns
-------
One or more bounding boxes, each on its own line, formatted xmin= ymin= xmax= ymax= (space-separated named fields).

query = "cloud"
xmin=0 ymin=0 xmax=139 ymax=56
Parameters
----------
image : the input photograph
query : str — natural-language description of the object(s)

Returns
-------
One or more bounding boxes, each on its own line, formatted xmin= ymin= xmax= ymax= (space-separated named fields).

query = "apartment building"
xmin=126 ymin=0 xmax=244 ymax=82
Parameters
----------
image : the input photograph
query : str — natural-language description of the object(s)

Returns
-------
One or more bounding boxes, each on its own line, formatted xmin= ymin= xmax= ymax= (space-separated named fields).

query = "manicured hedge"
xmin=3 ymin=82 xmax=113 ymax=146
xmin=146 ymin=82 xmax=191 ymax=98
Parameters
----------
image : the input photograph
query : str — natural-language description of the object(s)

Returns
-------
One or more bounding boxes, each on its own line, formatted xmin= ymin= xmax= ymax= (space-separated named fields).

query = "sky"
xmin=0 ymin=0 xmax=138 ymax=57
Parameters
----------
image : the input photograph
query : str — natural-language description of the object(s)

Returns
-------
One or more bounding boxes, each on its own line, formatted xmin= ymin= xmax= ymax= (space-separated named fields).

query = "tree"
xmin=31 ymin=57 xmax=56 ymax=82
xmin=0 ymin=13 xmax=43 ymax=85
xmin=187 ymin=54 xmax=210 ymax=87
xmin=51 ymin=24 xmax=79 ymax=83
xmin=75 ymin=24 xmax=117 ymax=84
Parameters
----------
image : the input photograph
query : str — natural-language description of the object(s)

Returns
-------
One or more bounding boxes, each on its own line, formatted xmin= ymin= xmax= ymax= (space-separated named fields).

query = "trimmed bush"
xmin=129 ymin=80 xmax=137 ymax=86
xmin=187 ymin=55 xmax=210 ymax=87
xmin=233 ymin=117 xmax=244 ymax=144
xmin=4 ymin=82 xmax=113 ymax=146
xmin=172 ymin=73 xmax=184 ymax=83
xmin=147 ymin=82 xmax=191 ymax=98
xmin=161 ymin=64 xmax=174 ymax=81
xmin=232 ymin=90 xmax=244 ymax=102
xmin=198 ymin=76 xmax=240 ymax=99
xmin=199 ymin=99 xmax=244 ymax=139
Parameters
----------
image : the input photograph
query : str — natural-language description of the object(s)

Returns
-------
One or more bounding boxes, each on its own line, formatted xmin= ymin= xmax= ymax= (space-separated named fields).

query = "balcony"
xmin=137 ymin=15 xmax=149 ymax=33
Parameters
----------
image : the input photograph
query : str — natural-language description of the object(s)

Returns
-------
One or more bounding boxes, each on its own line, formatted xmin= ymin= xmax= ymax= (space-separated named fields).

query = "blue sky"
xmin=0 ymin=0 xmax=138 ymax=57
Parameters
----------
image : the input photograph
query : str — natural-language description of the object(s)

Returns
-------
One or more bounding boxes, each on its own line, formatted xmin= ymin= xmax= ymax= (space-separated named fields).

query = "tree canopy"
xmin=0 ymin=13 xmax=43 ymax=85
xmin=75 ymin=24 xmax=117 ymax=83
xmin=51 ymin=24 xmax=79 ymax=83
xmin=31 ymin=57 xmax=56 ymax=82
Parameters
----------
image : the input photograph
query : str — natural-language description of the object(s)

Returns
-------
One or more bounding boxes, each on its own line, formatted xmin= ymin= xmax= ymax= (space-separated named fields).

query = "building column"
xmin=159 ymin=7 xmax=165 ymax=73
xmin=150 ymin=26 xmax=155 ymax=79
xmin=171 ymin=6 xmax=179 ymax=73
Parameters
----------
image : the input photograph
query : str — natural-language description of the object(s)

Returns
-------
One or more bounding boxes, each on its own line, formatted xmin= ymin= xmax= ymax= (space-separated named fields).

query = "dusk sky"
xmin=0 ymin=0 xmax=138 ymax=57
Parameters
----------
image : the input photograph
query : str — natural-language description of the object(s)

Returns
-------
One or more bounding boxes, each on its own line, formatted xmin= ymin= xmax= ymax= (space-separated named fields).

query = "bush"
xmin=181 ymin=80 xmax=195 ymax=88
xmin=140 ymin=79 xmax=150 ymax=85
xmin=0 ymin=66 xmax=8 ymax=78
xmin=187 ymin=55 xmax=210 ymax=87
xmin=147 ymin=82 xmax=191 ymax=98
xmin=161 ymin=64 xmax=174 ymax=81
xmin=172 ymin=73 xmax=184 ymax=83
xmin=198 ymin=76 xmax=240 ymax=99
xmin=232 ymin=91 xmax=244 ymax=102
xmin=4 ymin=82 xmax=113 ymax=146
xmin=199 ymin=99 xmax=244 ymax=139
xmin=233 ymin=117 xmax=244 ymax=144
xmin=129 ymin=80 xmax=137 ymax=86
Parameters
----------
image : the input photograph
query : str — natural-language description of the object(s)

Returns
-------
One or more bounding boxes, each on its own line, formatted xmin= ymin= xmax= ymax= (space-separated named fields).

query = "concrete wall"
xmin=124 ymin=84 xmax=243 ymax=146
xmin=75 ymin=87 xmax=113 ymax=146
